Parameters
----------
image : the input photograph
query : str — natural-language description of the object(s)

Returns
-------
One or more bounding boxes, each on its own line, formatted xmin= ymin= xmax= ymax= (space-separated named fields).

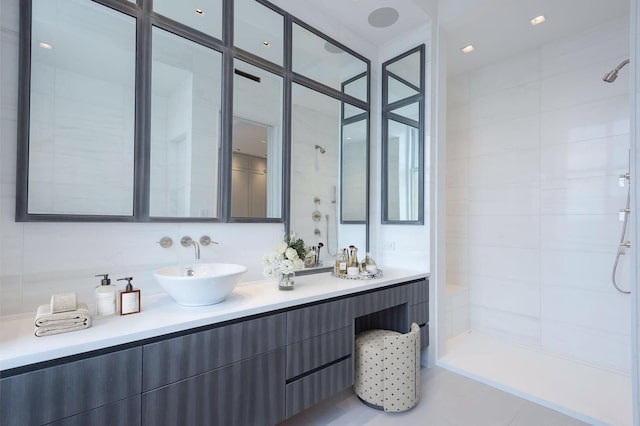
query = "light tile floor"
xmin=279 ymin=367 xmax=589 ymax=426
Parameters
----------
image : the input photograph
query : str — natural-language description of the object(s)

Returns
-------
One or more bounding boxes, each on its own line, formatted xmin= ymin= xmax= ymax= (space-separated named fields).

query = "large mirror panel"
xmin=27 ymin=0 xmax=136 ymax=216
xmin=149 ymin=27 xmax=223 ymax=218
xmin=231 ymin=60 xmax=283 ymax=218
xmin=292 ymin=23 xmax=367 ymax=101
xmin=291 ymin=84 xmax=366 ymax=265
xmin=382 ymin=45 xmax=424 ymax=224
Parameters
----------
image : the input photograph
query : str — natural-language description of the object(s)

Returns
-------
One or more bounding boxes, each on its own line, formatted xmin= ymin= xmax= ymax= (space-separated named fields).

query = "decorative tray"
xmin=331 ymin=269 xmax=383 ymax=280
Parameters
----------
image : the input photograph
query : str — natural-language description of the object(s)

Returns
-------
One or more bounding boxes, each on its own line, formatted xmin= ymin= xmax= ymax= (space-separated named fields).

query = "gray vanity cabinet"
xmin=0 ymin=277 xmax=429 ymax=426
xmin=0 ymin=347 xmax=142 ymax=426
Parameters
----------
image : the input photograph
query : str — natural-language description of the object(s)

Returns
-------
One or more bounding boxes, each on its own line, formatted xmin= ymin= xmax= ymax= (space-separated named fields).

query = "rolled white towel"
xmin=34 ymin=302 xmax=92 ymax=337
xmin=50 ymin=292 xmax=77 ymax=313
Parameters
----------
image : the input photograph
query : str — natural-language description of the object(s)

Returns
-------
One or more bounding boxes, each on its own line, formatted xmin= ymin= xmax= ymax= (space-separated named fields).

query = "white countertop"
xmin=0 ymin=268 xmax=428 ymax=371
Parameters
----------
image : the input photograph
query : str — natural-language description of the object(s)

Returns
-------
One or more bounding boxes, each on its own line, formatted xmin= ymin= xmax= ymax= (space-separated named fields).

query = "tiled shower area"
xmin=442 ymin=16 xmax=633 ymax=426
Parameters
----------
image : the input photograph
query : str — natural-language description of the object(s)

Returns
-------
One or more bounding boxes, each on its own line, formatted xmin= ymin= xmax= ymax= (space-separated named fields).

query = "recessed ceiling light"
xmin=195 ymin=8 xmax=204 ymax=15
xmin=530 ymin=15 xmax=546 ymax=26
xmin=260 ymin=140 xmax=266 ymax=144
xmin=39 ymin=42 xmax=53 ymax=49
xmin=262 ymin=41 xmax=271 ymax=48
xmin=460 ymin=44 xmax=475 ymax=54
xmin=346 ymin=137 xmax=352 ymax=140
xmin=368 ymin=7 xmax=399 ymax=28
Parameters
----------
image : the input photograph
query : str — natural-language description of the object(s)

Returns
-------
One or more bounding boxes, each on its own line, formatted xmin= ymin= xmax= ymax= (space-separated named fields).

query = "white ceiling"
xmin=282 ymin=0 xmax=630 ymax=76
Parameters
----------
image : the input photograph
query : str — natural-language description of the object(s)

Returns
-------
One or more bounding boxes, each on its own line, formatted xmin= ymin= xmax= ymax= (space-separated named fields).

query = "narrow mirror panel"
xmin=231 ymin=60 xmax=283 ymax=218
xmin=341 ymin=117 xmax=367 ymax=222
xmin=27 ymin=0 xmax=136 ymax=216
xmin=385 ymin=119 xmax=419 ymax=221
xmin=149 ymin=27 xmax=223 ymax=218
xmin=382 ymin=45 xmax=424 ymax=224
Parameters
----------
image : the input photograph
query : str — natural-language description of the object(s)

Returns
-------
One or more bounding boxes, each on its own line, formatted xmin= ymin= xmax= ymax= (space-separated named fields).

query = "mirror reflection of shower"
xmin=602 ymin=58 xmax=629 ymax=83
xmin=326 ymin=185 xmax=337 ymax=256
xmin=314 ymin=144 xmax=326 ymax=171
xmin=603 ymin=60 xmax=632 ymax=294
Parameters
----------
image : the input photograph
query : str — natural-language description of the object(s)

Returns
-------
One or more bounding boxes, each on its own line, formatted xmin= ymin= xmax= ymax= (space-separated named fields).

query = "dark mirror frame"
xmin=16 ymin=0 xmax=370 ymax=248
xmin=381 ymin=44 xmax=425 ymax=225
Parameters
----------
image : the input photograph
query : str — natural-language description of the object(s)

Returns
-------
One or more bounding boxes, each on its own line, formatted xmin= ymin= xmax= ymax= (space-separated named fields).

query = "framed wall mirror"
xmin=16 ymin=0 xmax=369 ymax=253
xmin=381 ymin=45 xmax=425 ymax=224
xmin=23 ymin=0 xmax=136 ymax=217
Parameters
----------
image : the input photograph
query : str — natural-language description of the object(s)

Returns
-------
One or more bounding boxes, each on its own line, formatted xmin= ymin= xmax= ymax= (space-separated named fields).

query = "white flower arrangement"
xmin=262 ymin=233 xmax=306 ymax=279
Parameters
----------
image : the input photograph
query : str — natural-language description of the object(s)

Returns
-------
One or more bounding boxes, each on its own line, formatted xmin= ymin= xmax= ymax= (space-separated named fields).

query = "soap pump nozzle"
xmin=117 ymin=277 xmax=134 ymax=291
xmin=95 ymin=274 xmax=111 ymax=285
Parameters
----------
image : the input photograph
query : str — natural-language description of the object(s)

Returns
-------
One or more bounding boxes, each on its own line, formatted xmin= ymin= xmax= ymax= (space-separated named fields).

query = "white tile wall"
xmin=445 ymin=17 xmax=632 ymax=372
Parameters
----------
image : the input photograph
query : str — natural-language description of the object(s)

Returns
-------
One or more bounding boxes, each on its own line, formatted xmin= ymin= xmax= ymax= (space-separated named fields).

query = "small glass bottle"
xmin=94 ymin=273 xmax=116 ymax=317
xmin=335 ymin=249 xmax=347 ymax=275
xmin=347 ymin=245 xmax=359 ymax=275
xmin=362 ymin=252 xmax=378 ymax=274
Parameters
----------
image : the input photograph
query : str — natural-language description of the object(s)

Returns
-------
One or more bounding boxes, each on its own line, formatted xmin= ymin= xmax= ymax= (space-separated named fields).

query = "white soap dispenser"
xmin=94 ymin=273 xmax=117 ymax=317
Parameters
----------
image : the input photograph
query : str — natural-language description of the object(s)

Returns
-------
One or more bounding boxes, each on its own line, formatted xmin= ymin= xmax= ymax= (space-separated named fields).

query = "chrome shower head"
xmin=315 ymin=144 xmax=326 ymax=154
xmin=603 ymin=59 xmax=630 ymax=83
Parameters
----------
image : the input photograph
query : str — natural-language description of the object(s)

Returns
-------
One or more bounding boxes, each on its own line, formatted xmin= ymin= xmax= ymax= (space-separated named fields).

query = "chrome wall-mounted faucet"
xmin=181 ymin=236 xmax=200 ymax=260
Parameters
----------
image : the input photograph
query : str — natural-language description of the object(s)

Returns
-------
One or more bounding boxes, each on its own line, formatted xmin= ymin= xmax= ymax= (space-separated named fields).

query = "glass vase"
xmin=278 ymin=271 xmax=295 ymax=291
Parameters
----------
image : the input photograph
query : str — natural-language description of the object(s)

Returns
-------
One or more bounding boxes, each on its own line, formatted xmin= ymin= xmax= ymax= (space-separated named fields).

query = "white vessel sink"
xmin=154 ymin=263 xmax=247 ymax=306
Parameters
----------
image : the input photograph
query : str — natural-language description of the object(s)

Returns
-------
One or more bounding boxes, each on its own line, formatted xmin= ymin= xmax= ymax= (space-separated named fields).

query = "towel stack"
xmin=34 ymin=292 xmax=92 ymax=337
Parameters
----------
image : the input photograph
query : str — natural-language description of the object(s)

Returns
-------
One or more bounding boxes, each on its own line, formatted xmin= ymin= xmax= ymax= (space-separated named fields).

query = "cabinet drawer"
xmin=407 ymin=279 xmax=429 ymax=303
xmin=48 ymin=395 xmax=141 ymax=426
xmin=143 ymin=313 xmax=286 ymax=390
xmin=353 ymin=285 xmax=409 ymax=317
xmin=408 ymin=302 xmax=428 ymax=326
xmin=142 ymin=348 xmax=285 ymax=426
xmin=285 ymin=356 xmax=353 ymax=418
xmin=286 ymin=298 xmax=352 ymax=343
xmin=0 ymin=347 xmax=141 ymax=426
xmin=286 ymin=325 xmax=353 ymax=379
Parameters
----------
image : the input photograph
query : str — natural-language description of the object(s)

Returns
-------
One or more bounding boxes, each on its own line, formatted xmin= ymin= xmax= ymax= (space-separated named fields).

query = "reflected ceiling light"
xmin=368 ymin=7 xmax=399 ymax=28
xmin=195 ymin=8 xmax=204 ymax=15
xmin=346 ymin=137 xmax=352 ymax=140
xmin=262 ymin=41 xmax=271 ymax=48
xmin=39 ymin=42 xmax=53 ymax=49
xmin=460 ymin=44 xmax=475 ymax=54
xmin=260 ymin=140 xmax=266 ymax=144
xmin=530 ymin=15 xmax=546 ymax=26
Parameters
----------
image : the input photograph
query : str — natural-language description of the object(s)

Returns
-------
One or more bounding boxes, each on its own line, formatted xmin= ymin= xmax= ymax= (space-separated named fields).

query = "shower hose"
xmin=612 ymin=178 xmax=631 ymax=294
